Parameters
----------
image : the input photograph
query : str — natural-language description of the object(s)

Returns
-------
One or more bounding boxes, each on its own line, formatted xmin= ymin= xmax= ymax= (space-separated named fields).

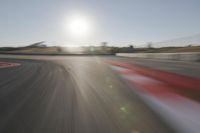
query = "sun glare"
xmin=66 ymin=15 xmax=91 ymax=38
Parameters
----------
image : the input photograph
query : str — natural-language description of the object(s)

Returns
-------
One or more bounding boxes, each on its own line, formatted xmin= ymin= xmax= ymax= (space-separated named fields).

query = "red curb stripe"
xmin=0 ymin=61 xmax=20 ymax=68
xmin=108 ymin=61 xmax=200 ymax=132
xmin=107 ymin=61 xmax=200 ymax=92
xmin=121 ymin=70 xmax=180 ymax=98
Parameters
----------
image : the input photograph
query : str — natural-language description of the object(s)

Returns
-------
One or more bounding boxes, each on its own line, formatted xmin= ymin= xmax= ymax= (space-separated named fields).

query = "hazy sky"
xmin=0 ymin=0 xmax=200 ymax=47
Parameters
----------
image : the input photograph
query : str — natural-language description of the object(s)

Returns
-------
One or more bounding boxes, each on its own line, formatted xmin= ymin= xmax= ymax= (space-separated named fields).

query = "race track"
xmin=0 ymin=55 xmax=195 ymax=133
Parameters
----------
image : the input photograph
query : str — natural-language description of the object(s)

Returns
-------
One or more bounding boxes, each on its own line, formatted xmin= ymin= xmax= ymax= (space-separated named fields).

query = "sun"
xmin=66 ymin=15 xmax=91 ymax=38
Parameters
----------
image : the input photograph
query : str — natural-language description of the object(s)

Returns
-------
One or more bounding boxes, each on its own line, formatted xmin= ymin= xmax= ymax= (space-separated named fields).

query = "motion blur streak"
xmin=1 ymin=55 xmax=200 ymax=133
xmin=108 ymin=59 xmax=200 ymax=133
xmin=0 ymin=57 xmax=174 ymax=133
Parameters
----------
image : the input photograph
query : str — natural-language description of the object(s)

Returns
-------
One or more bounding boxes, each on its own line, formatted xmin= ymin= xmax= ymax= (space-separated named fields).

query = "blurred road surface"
xmin=1 ymin=55 xmax=199 ymax=133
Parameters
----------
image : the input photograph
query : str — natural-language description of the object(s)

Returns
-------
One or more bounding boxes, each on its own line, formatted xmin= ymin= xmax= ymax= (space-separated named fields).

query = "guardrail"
xmin=116 ymin=52 xmax=200 ymax=61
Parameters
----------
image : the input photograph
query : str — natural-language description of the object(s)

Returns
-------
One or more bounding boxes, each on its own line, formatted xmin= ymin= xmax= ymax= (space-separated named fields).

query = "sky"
xmin=0 ymin=0 xmax=200 ymax=47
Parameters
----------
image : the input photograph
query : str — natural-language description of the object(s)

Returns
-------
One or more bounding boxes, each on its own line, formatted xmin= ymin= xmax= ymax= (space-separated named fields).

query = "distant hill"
xmin=26 ymin=41 xmax=47 ymax=48
xmin=134 ymin=46 xmax=200 ymax=53
xmin=1 ymin=36 xmax=200 ymax=55
xmin=155 ymin=34 xmax=200 ymax=47
xmin=0 ymin=41 xmax=61 ymax=54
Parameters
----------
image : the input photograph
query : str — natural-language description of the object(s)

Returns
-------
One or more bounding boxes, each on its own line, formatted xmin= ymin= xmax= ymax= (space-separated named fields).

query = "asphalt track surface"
xmin=1 ymin=55 xmax=198 ymax=133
